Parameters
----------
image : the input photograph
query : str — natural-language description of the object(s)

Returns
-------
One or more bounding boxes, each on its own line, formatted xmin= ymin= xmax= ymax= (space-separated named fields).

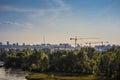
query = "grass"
xmin=25 ymin=73 xmax=104 ymax=80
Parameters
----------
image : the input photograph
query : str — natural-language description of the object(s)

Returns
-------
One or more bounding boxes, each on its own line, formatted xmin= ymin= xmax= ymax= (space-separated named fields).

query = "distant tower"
xmin=16 ymin=43 xmax=18 ymax=46
xmin=43 ymin=35 xmax=45 ymax=46
xmin=23 ymin=43 xmax=25 ymax=46
xmin=0 ymin=42 xmax=2 ymax=45
xmin=7 ymin=41 xmax=10 ymax=45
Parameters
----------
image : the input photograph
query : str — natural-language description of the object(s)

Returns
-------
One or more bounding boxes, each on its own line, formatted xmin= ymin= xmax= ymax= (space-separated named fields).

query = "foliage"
xmin=0 ymin=47 xmax=120 ymax=79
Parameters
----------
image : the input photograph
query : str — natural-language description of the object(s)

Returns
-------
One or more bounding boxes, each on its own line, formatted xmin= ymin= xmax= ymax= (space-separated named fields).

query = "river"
xmin=0 ymin=67 xmax=28 ymax=80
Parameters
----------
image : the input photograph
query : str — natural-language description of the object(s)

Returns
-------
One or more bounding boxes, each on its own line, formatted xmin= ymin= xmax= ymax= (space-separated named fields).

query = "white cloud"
xmin=0 ymin=0 xmax=70 ymax=30
xmin=0 ymin=21 xmax=33 ymax=29
xmin=25 ymin=23 xmax=33 ymax=29
xmin=0 ymin=5 xmax=32 ymax=12
xmin=0 ymin=0 xmax=69 ymax=13
xmin=53 ymin=0 xmax=66 ymax=7
xmin=0 ymin=21 xmax=20 ymax=25
xmin=29 ymin=0 xmax=70 ymax=28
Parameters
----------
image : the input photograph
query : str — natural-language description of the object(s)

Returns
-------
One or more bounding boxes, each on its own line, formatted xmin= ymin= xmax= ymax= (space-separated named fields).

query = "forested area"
xmin=0 ymin=47 xmax=120 ymax=79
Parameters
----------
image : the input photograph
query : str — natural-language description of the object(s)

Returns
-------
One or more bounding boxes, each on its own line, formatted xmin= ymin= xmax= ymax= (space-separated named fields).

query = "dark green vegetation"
xmin=0 ymin=47 xmax=120 ymax=80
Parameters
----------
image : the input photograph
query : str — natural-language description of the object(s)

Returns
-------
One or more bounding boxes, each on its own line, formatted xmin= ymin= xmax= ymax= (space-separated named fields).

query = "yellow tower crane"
xmin=70 ymin=36 xmax=98 ymax=50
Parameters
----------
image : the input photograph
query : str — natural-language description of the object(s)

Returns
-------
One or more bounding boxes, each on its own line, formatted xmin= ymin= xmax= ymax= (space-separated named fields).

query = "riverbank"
xmin=25 ymin=73 xmax=104 ymax=80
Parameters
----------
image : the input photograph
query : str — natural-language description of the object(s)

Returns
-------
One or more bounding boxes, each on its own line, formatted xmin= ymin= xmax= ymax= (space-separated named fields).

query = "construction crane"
xmin=70 ymin=36 xmax=98 ymax=50
xmin=70 ymin=36 xmax=77 ymax=50
xmin=100 ymin=41 xmax=109 ymax=46
xmin=86 ymin=41 xmax=109 ymax=47
xmin=95 ymin=41 xmax=109 ymax=52
xmin=86 ymin=41 xmax=109 ymax=52
xmin=86 ymin=42 xmax=96 ymax=47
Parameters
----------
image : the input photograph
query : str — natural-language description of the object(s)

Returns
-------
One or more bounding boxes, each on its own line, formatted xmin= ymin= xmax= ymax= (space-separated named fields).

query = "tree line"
xmin=0 ymin=47 xmax=120 ymax=79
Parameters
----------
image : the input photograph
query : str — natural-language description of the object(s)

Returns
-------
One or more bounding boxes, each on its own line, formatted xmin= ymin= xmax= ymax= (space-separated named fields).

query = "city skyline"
xmin=0 ymin=0 xmax=120 ymax=45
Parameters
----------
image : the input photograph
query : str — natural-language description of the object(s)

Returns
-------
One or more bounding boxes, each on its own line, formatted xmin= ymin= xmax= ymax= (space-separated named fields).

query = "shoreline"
xmin=25 ymin=72 xmax=104 ymax=80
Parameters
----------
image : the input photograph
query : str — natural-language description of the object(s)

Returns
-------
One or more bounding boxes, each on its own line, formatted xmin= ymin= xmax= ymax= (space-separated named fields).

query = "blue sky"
xmin=0 ymin=0 xmax=120 ymax=45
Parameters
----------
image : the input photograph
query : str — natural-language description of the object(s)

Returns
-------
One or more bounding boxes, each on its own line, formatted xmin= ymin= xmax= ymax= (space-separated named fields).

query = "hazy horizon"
xmin=0 ymin=0 xmax=120 ymax=45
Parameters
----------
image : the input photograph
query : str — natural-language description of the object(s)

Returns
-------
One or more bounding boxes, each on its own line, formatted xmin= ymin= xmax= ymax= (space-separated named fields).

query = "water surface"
xmin=0 ymin=67 xmax=27 ymax=80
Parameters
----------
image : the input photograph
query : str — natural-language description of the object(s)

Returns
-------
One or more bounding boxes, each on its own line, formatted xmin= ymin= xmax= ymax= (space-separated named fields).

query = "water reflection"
xmin=0 ymin=67 xmax=27 ymax=80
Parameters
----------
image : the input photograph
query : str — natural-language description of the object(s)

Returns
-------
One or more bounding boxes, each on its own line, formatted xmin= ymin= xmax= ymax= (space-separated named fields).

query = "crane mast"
xmin=70 ymin=36 xmax=78 ymax=50
xmin=86 ymin=41 xmax=109 ymax=47
xmin=70 ymin=36 xmax=98 ymax=50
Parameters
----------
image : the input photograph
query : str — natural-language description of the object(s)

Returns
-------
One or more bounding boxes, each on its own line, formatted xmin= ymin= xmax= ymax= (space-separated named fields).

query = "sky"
xmin=0 ymin=0 xmax=120 ymax=45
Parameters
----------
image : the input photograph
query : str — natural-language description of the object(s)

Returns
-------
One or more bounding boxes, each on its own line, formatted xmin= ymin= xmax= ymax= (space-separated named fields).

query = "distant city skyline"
xmin=0 ymin=40 xmax=115 ymax=51
xmin=0 ymin=0 xmax=120 ymax=45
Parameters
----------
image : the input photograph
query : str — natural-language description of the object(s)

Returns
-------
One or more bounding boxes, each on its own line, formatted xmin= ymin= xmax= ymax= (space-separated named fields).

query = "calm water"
xmin=0 ymin=67 xmax=28 ymax=80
